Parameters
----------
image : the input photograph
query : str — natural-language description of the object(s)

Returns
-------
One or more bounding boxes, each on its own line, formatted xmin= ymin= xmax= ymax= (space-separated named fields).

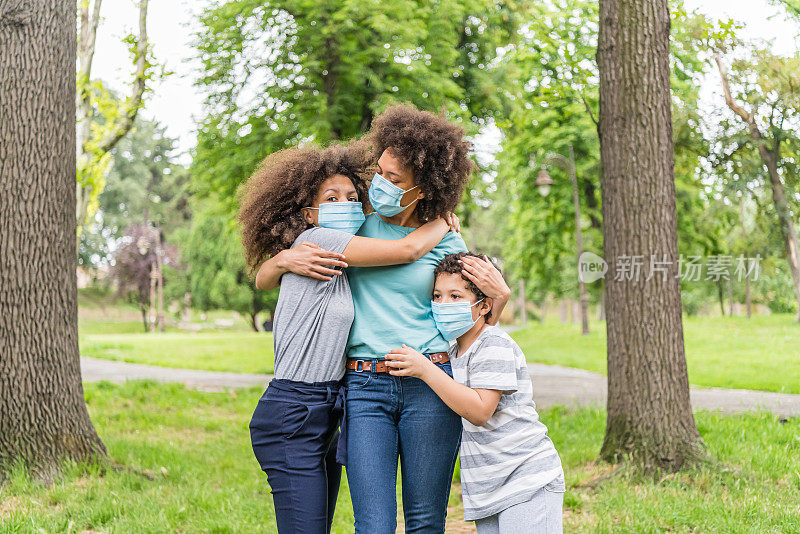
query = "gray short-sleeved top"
xmin=272 ymin=227 xmax=354 ymax=383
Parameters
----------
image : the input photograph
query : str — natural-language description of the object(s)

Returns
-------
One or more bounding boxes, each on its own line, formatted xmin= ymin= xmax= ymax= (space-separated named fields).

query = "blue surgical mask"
xmin=306 ymin=201 xmax=366 ymax=235
xmin=368 ymin=173 xmax=419 ymax=217
xmin=431 ymin=299 xmax=485 ymax=341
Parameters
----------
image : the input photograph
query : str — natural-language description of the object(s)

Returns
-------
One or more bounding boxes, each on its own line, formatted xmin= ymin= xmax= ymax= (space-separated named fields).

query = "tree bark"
xmin=0 ymin=0 xmax=106 ymax=479
xmin=745 ymin=258 xmax=752 ymax=319
xmin=727 ymin=278 xmax=734 ymax=316
xmin=139 ymin=304 xmax=149 ymax=333
xmin=597 ymin=0 xmax=704 ymax=471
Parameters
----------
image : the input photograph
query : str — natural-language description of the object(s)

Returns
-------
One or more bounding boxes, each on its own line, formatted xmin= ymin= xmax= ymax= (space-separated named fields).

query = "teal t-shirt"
xmin=346 ymin=213 xmax=468 ymax=360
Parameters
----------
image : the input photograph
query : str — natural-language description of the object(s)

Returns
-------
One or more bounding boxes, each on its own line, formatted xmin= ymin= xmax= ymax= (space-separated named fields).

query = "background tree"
xmin=76 ymin=0 xmax=155 ymax=228
xmin=713 ymin=48 xmax=800 ymax=320
xmin=0 ymin=0 xmax=105 ymax=478
xmin=191 ymin=0 xmax=524 ymax=215
xmin=494 ymin=1 xmax=714 ymax=315
xmin=596 ymin=0 xmax=704 ymax=470
xmin=494 ymin=0 xmax=602 ymax=312
xmin=111 ymin=223 xmax=179 ymax=332
xmin=177 ymin=208 xmax=279 ymax=332
xmin=79 ymin=118 xmax=191 ymax=269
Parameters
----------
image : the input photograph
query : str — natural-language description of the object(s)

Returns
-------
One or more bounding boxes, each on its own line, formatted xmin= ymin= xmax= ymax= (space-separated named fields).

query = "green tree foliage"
xmin=79 ymin=119 xmax=190 ymax=269
xmin=175 ymin=207 xmax=278 ymax=331
xmin=187 ymin=1 xmax=526 ymax=318
xmin=773 ymin=0 xmax=800 ymax=20
xmin=494 ymin=1 xmax=718 ymax=304
xmin=707 ymin=35 xmax=800 ymax=315
xmin=75 ymin=0 xmax=158 ymax=227
xmin=191 ymin=0 xmax=526 ymax=213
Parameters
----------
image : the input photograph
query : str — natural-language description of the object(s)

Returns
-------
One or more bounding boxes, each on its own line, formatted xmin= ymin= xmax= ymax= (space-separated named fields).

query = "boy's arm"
xmin=341 ymin=215 xmax=456 ymax=267
xmin=459 ymin=255 xmax=511 ymax=326
xmin=385 ymin=346 xmax=502 ymax=427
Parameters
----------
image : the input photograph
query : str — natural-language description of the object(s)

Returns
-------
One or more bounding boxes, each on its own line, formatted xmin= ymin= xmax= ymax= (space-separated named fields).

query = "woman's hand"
xmin=385 ymin=345 xmax=436 ymax=379
xmin=459 ymin=255 xmax=511 ymax=324
xmin=277 ymin=241 xmax=348 ymax=282
xmin=443 ymin=212 xmax=461 ymax=233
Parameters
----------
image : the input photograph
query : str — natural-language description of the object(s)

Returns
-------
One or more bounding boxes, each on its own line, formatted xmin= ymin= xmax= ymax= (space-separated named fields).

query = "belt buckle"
xmin=355 ymin=359 xmax=365 ymax=372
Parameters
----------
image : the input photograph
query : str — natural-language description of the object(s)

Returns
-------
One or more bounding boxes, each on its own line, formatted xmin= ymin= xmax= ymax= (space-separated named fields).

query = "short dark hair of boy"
xmin=433 ymin=252 xmax=500 ymax=321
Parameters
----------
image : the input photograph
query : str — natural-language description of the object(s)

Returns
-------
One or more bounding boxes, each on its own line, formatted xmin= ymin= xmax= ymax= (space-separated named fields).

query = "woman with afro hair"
xmin=240 ymin=142 xmax=461 ymax=534
xmin=261 ymin=105 xmax=512 ymax=533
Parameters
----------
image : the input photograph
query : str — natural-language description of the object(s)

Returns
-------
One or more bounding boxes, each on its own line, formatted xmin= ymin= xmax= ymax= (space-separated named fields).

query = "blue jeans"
xmin=344 ymin=361 xmax=462 ymax=534
xmin=249 ymin=379 xmax=345 ymax=534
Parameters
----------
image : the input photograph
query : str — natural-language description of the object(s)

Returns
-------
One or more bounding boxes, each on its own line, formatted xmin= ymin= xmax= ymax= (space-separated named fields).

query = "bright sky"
xmin=92 ymin=0 xmax=799 ymax=164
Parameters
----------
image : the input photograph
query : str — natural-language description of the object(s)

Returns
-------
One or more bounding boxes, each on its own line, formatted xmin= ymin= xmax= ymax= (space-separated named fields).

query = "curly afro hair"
xmin=238 ymin=143 xmax=370 ymax=273
xmin=367 ymin=104 xmax=475 ymax=222
xmin=434 ymin=252 xmax=500 ymax=320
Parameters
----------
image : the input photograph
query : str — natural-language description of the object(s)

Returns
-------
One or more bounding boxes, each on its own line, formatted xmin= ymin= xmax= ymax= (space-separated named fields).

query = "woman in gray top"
xmin=238 ymin=143 xmax=458 ymax=534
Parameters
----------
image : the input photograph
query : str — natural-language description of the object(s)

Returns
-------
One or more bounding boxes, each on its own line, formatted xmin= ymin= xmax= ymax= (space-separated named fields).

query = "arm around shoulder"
xmin=255 ymin=252 xmax=286 ymax=290
xmin=255 ymin=239 xmax=348 ymax=289
xmin=342 ymin=217 xmax=451 ymax=267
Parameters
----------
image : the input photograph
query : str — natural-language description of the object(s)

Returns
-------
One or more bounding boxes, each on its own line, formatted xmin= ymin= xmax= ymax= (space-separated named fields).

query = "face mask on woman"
xmin=306 ymin=201 xmax=366 ymax=235
xmin=431 ymin=299 xmax=485 ymax=341
xmin=368 ymin=173 xmax=419 ymax=217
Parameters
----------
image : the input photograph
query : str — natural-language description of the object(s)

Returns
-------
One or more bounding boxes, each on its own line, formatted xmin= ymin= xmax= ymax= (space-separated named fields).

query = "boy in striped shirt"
xmin=385 ymin=252 xmax=564 ymax=533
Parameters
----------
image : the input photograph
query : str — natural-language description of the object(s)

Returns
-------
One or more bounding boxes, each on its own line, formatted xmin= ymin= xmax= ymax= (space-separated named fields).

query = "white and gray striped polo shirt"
xmin=450 ymin=325 xmax=563 ymax=521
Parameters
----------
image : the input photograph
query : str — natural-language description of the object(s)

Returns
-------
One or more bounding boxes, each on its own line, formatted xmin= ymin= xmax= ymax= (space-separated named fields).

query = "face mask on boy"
xmin=306 ymin=201 xmax=366 ymax=235
xmin=431 ymin=299 xmax=484 ymax=341
xmin=368 ymin=173 xmax=419 ymax=217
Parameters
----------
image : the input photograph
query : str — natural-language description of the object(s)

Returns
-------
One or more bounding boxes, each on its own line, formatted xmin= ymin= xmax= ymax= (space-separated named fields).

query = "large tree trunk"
xmin=0 ymin=0 xmax=106 ymax=479
xmin=596 ymin=0 xmax=704 ymax=471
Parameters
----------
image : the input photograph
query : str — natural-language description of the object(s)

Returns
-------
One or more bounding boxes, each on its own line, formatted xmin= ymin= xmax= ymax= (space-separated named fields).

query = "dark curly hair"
xmin=434 ymin=252 xmax=500 ymax=320
xmin=367 ymin=104 xmax=476 ymax=222
xmin=238 ymin=143 xmax=370 ymax=273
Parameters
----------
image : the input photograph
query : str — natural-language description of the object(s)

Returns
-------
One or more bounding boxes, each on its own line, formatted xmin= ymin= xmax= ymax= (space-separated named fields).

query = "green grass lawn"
xmin=80 ymin=332 xmax=275 ymax=374
xmin=79 ymin=313 xmax=800 ymax=393
xmin=510 ymin=314 xmax=800 ymax=394
xmin=1 ymin=381 xmax=798 ymax=532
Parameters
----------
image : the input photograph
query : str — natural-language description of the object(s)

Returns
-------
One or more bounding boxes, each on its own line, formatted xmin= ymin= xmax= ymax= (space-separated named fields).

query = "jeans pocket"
xmin=544 ymin=473 xmax=566 ymax=493
xmin=344 ymin=370 xmax=375 ymax=391
xmin=281 ymin=402 xmax=311 ymax=439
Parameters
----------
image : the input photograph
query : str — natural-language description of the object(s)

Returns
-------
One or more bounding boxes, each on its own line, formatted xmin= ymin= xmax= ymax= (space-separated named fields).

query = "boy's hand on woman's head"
xmin=385 ymin=345 xmax=436 ymax=379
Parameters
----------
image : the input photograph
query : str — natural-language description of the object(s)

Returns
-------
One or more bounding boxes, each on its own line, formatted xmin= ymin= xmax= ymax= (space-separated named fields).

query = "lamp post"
xmin=537 ymin=144 xmax=590 ymax=335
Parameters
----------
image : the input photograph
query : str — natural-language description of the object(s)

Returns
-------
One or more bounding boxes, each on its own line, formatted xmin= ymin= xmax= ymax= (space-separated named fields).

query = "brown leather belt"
xmin=346 ymin=352 xmax=450 ymax=373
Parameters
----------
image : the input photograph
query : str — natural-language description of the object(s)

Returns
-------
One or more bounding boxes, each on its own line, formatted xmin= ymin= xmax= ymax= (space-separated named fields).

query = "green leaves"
xmin=178 ymin=205 xmax=278 ymax=326
xmin=495 ymin=0 xmax=718 ymax=301
xmin=191 ymin=0 xmax=523 ymax=208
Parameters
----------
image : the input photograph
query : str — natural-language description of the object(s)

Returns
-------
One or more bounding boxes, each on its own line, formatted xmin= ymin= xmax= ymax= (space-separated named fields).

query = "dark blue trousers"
xmin=249 ymin=379 xmax=346 ymax=534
